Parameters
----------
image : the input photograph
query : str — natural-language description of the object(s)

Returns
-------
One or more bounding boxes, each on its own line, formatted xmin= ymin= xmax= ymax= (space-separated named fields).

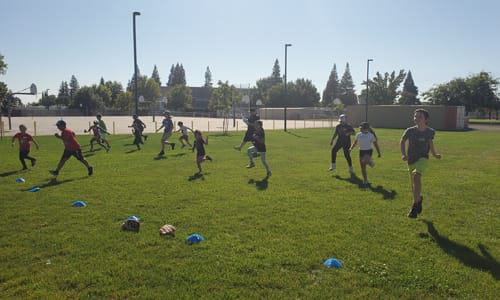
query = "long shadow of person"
xmin=334 ymin=174 xmax=397 ymax=199
xmin=188 ymin=172 xmax=205 ymax=181
xmin=0 ymin=170 xmax=22 ymax=177
xmin=423 ymin=220 xmax=499 ymax=280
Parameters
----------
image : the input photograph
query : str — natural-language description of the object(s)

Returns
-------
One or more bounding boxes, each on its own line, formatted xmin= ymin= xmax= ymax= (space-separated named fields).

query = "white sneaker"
xmin=368 ymin=159 xmax=375 ymax=167
xmin=349 ymin=166 xmax=354 ymax=174
xmin=329 ymin=163 xmax=336 ymax=171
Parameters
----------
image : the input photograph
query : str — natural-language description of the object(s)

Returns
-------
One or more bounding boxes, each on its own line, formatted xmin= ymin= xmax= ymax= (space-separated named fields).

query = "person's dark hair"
xmin=178 ymin=121 xmax=183 ymax=126
xmin=415 ymin=108 xmax=429 ymax=120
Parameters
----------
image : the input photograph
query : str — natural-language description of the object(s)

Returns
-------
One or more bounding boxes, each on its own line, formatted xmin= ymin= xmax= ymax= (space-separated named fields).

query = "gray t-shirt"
xmin=402 ymin=126 xmax=435 ymax=164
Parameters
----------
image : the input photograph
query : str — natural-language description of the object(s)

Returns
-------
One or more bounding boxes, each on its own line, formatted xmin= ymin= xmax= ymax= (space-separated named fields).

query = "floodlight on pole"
xmin=365 ymin=59 xmax=373 ymax=122
xmin=133 ymin=11 xmax=141 ymax=115
xmin=284 ymin=43 xmax=292 ymax=132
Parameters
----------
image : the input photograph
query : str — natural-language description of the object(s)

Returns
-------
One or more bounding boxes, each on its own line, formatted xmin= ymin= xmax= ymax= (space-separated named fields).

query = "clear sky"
xmin=1 ymin=0 xmax=499 ymax=104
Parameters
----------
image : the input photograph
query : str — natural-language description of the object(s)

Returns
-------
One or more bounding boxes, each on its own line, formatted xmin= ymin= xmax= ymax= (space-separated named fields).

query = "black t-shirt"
xmin=334 ymin=123 xmax=355 ymax=144
xmin=402 ymin=126 xmax=435 ymax=164
xmin=252 ymin=129 xmax=266 ymax=152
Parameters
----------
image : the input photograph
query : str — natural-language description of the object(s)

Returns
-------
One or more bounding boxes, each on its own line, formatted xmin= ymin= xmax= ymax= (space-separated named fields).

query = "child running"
xmin=11 ymin=124 xmax=39 ymax=170
xmin=156 ymin=111 xmax=175 ymax=156
xmin=128 ymin=115 xmax=146 ymax=150
xmin=349 ymin=122 xmax=381 ymax=187
xmin=400 ymin=109 xmax=441 ymax=218
xmin=49 ymin=120 xmax=93 ymax=176
xmin=192 ymin=130 xmax=212 ymax=174
xmin=329 ymin=114 xmax=355 ymax=173
xmin=96 ymin=113 xmax=111 ymax=150
xmin=176 ymin=121 xmax=193 ymax=149
xmin=86 ymin=121 xmax=110 ymax=152
xmin=246 ymin=120 xmax=271 ymax=178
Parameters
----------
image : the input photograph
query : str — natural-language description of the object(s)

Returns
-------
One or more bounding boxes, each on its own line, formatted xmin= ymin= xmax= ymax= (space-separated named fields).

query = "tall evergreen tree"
xmin=339 ymin=63 xmax=357 ymax=105
xmin=271 ymin=59 xmax=282 ymax=85
xmin=99 ymin=77 xmax=105 ymax=86
xmin=152 ymin=65 xmax=161 ymax=86
xmin=167 ymin=63 xmax=186 ymax=87
xmin=69 ymin=75 xmax=80 ymax=104
xmin=167 ymin=65 xmax=175 ymax=87
xmin=322 ymin=64 xmax=340 ymax=106
xmin=398 ymin=70 xmax=420 ymax=104
xmin=204 ymin=66 xmax=213 ymax=87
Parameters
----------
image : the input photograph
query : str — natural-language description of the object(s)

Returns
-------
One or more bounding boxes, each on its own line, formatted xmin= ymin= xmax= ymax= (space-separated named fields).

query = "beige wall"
xmin=345 ymin=105 xmax=465 ymax=130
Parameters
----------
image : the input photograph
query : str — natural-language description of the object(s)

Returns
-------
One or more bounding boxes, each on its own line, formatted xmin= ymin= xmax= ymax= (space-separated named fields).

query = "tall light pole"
xmin=133 ymin=11 xmax=141 ymax=116
xmin=365 ymin=58 xmax=373 ymax=122
xmin=284 ymin=43 xmax=292 ymax=132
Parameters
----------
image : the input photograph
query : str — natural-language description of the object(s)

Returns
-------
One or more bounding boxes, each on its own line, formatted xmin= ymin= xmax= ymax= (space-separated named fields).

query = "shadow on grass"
xmin=423 ymin=220 xmax=500 ymax=280
xmin=334 ymin=174 xmax=397 ymax=200
xmin=248 ymin=177 xmax=269 ymax=190
xmin=188 ymin=172 xmax=205 ymax=181
xmin=23 ymin=178 xmax=76 ymax=191
xmin=286 ymin=131 xmax=308 ymax=138
xmin=154 ymin=155 xmax=167 ymax=160
xmin=0 ymin=170 xmax=23 ymax=177
xmin=125 ymin=148 xmax=141 ymax=154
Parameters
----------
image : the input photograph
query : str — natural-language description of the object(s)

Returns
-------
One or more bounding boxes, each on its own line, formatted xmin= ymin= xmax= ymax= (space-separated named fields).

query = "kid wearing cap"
xmin=400 ymin=109 xmax=441 ymax=218
xmin=329 ymin=114 xmax=355 ymax=173
xmin=11 ymin=124 xmax=39 ymax=170
xmin=349 ymin=122 xmax=381 ymax=187
xmin=49 ymin=120 xmax=93 ymax=176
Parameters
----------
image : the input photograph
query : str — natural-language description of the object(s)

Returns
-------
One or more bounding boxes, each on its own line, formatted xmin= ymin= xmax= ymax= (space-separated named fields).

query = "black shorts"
xmin=62 ymin=149 xmax=85 ymax=161
xmin=359 ymin=149 xmax=373 ymax=158
xmin=243 ymin=131 xmax=254 ymax=142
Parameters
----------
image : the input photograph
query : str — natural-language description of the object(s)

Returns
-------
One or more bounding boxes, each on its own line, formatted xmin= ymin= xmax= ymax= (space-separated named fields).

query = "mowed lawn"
xmin=1 ymin=127 xmax=499 ymax=299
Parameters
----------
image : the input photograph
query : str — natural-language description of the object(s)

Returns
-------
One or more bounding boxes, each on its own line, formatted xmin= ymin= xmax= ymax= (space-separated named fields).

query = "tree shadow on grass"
xmin=422 ymin=220 xmax=500 ymax=280
xmin=334 ymin=174 xmax=397 ymax=200
xmin=248 ymin=177 xmax=269 ymax=190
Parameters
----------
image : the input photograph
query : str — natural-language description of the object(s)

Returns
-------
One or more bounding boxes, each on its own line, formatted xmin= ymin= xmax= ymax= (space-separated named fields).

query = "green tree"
xmin=209 ymin=81 xmax=235 ymax=113
xmin=56 ymin=81 xmax=71 ymax=107
xmin=104 ymin=80 xmax=123 ymax=108
xmin=271 ymin=59 xmax=282 ymax=85
xmin=167 ymin=84 xmax=192 ymax=111
xmin=0 ymin=53 xmax=7 ymax=75
xmin=204 ymin=66 xmax=213 ymax=87
xmin=114 ymin=91 xmax=134 ymax=113
xmin=73 ymin=86 xmax=104 ymax=115
xmin=398 ymin=70 xmax=420 ymax=104
xmin=39 ymin=90 xmax=56 ymax=109
xmin=339 ymin=63 xmax=357 ymax=105
xmin=69 ymin=75 xmax=80 ymax=104
xmin=322 ymin=63 xmax=340 ymax=106
xmin=152 ymin=65 xmax=161 ymax=86
xmin=289 ymin=79 xmax=320 ymax=107
xmin=167 ymin=63 xmax=186 ymax=87
xmin=362 ymin=70 xmax=406 ymax=105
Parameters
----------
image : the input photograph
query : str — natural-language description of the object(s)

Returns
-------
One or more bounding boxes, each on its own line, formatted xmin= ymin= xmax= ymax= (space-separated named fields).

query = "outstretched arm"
xmin=429 ymin=140 xmax=441 ymax=159
xmin=400 ymin=138 xmax=408 ymax=161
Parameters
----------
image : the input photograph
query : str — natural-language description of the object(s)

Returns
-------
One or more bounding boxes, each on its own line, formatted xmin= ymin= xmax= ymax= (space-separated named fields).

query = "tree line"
xmin=1 ymin=52 xmax=499 ymax=117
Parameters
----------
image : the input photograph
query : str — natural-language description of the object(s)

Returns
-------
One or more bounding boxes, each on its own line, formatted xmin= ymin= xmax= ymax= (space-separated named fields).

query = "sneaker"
xmin=88 ymin=166 xmax=94 ymax=176
xmin=368 ymin=159 xmax=375 ymax=167
xmin=31 ymin=159 xmax=37 ymax=167
xmin=362 ymin=180 xmax=369 ymax=187
xmin=234 ymin=146 xmax=241 ymax=151
xmin=158 ymin=151 xmax=165 ymax=156
xmin=416 ymin=196 xmax=423 ymax=214
xmin=171 ymin=143 xmax=175 ymax=150
xmin=144 ymin=135 xmax=148 ymax=141
xmin=267 ymin=171 xmax=272 ymax=177
xmin=329 ymin=163 xmax=336 ymax=171
xmin=181 ymin=144 xmax=186 ymax=149
xmin=349 ymin=166 xmax=355 ymax=174
xmin=246 ymin=163 xmax=255 ymax=168
xmin=49 ymin=170 xmax=59 ymax=176
xmin=407 ymin=206 xmax=418 ymax=218
xmin=106 ymin=147 xmax=110 ymax=153
xmin=22 ymin=167 xmax=28 ymax=170
xmin=205 ymin=155 xmax=213 ymax=161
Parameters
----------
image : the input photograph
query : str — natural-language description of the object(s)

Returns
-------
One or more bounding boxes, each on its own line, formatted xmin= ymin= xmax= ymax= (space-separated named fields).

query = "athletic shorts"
xmin=161 ymin=131 xmax=172 ymax=142
xmin=180 ymin=134 xmax=188 ymax=140
xmin=408 ymin=158 xmax=429 ymax=175
xmin=62 ymin=149 xmax=85 ymax=161
xmin=359 ymin=149 xmax=373 ymax=158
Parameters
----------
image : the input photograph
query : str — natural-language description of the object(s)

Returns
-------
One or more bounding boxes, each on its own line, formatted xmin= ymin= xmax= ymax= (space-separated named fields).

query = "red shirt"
xmin=60 ymin=128 xmax=81 ymax=151
xmin=14 ymin=132 xmax=33 ymax=151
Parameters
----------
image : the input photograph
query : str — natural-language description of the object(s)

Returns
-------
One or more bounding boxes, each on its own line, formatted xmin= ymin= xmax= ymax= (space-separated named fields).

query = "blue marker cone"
xmin=323 ymin=258 xmax=343 ymax=268
xmin=186 ymin=234 xmax=204 ymax=244
xmin=16 ymin=177 xmax=25 ymax=183
xmin=72 ymin=200 xmax=87 ymax=207
xmin=28 ymin=186 xmax=41 ymax=192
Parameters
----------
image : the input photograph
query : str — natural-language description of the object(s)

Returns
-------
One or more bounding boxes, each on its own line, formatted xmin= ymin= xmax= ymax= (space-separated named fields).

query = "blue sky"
xmin=1 ymin=0 xmax=499 ymax=104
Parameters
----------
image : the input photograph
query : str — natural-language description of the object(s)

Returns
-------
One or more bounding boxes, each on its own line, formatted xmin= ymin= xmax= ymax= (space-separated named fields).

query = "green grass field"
xmin=1 ymin=128 xmax=499 ymax=299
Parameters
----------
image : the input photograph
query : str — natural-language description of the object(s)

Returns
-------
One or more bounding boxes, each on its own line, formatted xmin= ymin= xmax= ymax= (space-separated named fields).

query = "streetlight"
xmin=365 ymin=59 xmax=373 ymax=122
xmin=284 ymin=43 xmax=292 ymax=132
xmin=133 ymin=11 xmax=141 ymax=116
